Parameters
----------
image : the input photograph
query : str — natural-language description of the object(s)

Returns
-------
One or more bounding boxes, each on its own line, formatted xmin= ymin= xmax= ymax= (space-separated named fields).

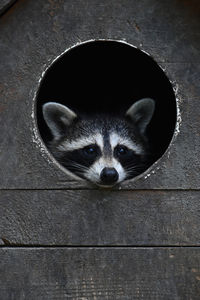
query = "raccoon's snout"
xmin=100 ymin=167 xmax=119 ymax=185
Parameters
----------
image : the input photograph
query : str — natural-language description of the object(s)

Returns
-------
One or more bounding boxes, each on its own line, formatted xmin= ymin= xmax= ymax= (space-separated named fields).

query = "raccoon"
xmin=42 ymin=98 xmax=155 ymax=187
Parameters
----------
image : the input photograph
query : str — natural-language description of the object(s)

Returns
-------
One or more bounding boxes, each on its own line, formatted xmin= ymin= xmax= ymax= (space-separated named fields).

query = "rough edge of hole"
xmin=31 ymin=38 xmax=181 ymax=187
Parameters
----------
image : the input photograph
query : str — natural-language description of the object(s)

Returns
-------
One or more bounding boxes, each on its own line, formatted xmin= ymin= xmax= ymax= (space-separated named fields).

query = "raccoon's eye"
xmin=115 ymin=145 xmax=129 ymax=156
xmin=83 ymin=144 xmax=99 ymax=157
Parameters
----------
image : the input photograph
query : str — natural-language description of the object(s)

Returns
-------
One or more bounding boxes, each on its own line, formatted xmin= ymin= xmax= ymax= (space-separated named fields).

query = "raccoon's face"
xmin=42 ymin=98 xmax=155 ymax=187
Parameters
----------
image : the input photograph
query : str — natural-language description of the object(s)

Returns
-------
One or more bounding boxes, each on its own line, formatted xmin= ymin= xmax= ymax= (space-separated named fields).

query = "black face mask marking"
xmin=114 ymin=144 xmax=146 ymax=179
xmin=57 ymin=144 xmax=101 ymax=178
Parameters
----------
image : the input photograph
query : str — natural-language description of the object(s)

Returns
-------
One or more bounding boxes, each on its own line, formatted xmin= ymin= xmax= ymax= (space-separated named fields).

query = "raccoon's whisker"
xmin=127 ymin=163 xmax=147 ymax=170
xmin=58 ymin=159 xmax=89 ymax=172
xmin=125 ymin=162 xmax=148 ymax=169
xmin=126 ymin=164 xmax=148 ymax=175
xmin=68 ymin=161 xmax=88 ymax=169
xmin=127 ymin=168 xmax=146 ymax=174
xmin=69 ymin=164 xmax=89 ymax=172
xmin=125 ymin=161 xmax=147 ymax=167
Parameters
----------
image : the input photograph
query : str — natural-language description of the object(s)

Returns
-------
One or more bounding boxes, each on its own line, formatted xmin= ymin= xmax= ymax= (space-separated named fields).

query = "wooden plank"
xmin=0 ymin=0 xmax=200 ymax=189
xmin=0 ymin=247 xmax=200 ymax=299
xmin=1 ymin=190 xmax=200 ymax=245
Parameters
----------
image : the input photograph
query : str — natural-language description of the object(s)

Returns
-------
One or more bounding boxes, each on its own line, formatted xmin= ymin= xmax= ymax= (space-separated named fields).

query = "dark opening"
xmin=36 ymin=40 xmax=177 ymax=178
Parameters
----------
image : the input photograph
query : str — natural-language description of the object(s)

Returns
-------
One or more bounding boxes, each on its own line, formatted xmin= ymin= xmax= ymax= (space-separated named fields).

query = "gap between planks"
xmin=0 ymin=188 xmax=200 ymax=191
xmin=1 ymin=245 xmax=200 ymax=249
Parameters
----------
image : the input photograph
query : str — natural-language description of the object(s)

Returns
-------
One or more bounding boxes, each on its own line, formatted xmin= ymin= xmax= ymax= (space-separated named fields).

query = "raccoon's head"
xmin=42 ymin=98 xmax=155 ymax=187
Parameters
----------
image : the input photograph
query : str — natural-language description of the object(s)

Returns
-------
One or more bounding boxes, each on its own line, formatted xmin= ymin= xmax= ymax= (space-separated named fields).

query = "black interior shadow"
xmin=36 ymin=40 xmax=177 ymax=164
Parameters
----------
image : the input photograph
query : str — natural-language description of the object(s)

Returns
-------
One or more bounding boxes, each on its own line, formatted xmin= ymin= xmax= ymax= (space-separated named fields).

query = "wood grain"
xmin=0 ymin=247 xmax=200 ymax=299
xmin=0 ymin=190 xmax=200 ymax=246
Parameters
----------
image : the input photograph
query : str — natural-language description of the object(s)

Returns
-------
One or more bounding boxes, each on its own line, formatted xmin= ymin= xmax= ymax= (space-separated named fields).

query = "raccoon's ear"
xmin=126 ymin=98 xmax=155 ymax=134
xmin=42 ymin=102 xmax=77 ymax=138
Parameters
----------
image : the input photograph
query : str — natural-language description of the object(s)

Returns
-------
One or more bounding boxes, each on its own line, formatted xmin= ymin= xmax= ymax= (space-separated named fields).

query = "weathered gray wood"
xmin=0 ymin=0 xmax=200 ymax=189
xmin=0 ymin=0 xmax=17 ymax=16
xmin=0 ymin=1 xmax=199 ymax=297
xmin=0 ymin=247 xmax=200 ymax=299
xmin=0 ymin=190 xmax=200 ymax=245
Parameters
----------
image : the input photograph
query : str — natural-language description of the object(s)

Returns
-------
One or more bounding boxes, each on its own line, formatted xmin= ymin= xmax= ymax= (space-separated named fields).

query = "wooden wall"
xmin=0 ymin=0 xmax=200 ymax=298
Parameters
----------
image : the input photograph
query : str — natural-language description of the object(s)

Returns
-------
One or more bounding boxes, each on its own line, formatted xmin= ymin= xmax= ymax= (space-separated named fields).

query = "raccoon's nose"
xmin=100 ymin=167 xmax=119 ymax=185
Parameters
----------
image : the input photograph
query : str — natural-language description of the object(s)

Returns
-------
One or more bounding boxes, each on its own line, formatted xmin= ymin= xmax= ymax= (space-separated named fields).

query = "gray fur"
xmin=126 ymin=98 xmax=155 ymax=134
xmin=43 ymin=102 xmax=77 ymax=138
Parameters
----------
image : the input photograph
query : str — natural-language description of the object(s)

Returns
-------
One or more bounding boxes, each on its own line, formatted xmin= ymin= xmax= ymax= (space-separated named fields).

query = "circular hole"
xmin=36 ymin=40 xmax=177 ymax=186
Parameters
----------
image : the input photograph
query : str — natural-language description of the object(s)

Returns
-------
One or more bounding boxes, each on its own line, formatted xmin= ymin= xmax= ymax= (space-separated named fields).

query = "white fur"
xmin=58 ymin=133 xmax=104 ymax=152
xmin=109 ymin=132 xmax=144 ymax=154
xmin=84 ymin=157 xmax=126 ymax=185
